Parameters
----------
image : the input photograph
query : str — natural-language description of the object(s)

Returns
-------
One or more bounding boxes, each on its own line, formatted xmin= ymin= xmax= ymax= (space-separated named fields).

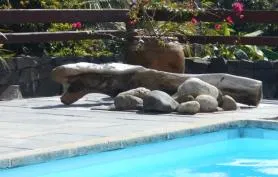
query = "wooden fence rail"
xmin=2 ymin=32 xmax=278 ymax=46
xmin=0 ymin=30 xmax=126 ymax=44
xmin=153 ymin=10 xmax=278 ymax=24
xmin=0 ymin=9 xmax=129 ymax=24
xmin=1 ymin=9 xmax=278 ymax=24
xmin=1 ymin=9 xmax=278 ymax=46
xmin=178 ymin=36 xmax=278 ymax=46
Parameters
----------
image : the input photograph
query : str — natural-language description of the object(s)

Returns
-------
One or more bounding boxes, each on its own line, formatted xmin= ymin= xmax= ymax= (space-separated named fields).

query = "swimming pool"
xmin=1 ymin=128 xmax=278 ymax=177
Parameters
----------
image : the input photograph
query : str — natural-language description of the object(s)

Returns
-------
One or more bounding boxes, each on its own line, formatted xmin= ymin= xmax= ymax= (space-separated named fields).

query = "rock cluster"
xmin=53 ymin=62 xmax=262 ymax=106
xmin=114 ymin=77 xmax=238 ymax=114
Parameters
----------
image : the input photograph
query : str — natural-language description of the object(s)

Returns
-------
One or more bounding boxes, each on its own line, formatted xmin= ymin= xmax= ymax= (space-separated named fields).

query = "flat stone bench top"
xmin=0 ymin=93 xmax=278 ymax=168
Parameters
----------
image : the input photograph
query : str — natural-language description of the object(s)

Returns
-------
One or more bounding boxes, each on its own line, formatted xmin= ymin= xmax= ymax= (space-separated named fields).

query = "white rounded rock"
xmin=117 ymin=87 xmax=151 ymax=99
xmin=177 ymin=101 xmax=200 ymax=115
xmin=195 ymin=95 xmax=218 ymax=112
xmin=178 ymin=78 xmax=219 ymax=99
xmin=222 ymin=95 xmax=238 ymax=111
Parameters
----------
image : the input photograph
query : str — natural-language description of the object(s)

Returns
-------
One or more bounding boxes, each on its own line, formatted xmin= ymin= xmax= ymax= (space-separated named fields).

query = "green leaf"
xmin=261 ymin=48 xmax=278 ymax=60
xmin=223 ymin=23 xmax=230 ymax=36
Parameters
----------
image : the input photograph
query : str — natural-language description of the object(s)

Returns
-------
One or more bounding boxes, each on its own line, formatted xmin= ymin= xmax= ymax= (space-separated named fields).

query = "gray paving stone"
xmin=0 ymin=147 xmax=23 ymax=153
xmin=0 ymin=136 xmax=96 ymax=150
xmin=29 ymin=133 xmax=103 ymax=144
xmin=0 ymin=94 xmax=278 ymax=169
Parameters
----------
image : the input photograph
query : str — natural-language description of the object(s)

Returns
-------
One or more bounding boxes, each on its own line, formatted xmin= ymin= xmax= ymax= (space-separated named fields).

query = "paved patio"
xmin=0 ymin=93 xmax=278 ymax=168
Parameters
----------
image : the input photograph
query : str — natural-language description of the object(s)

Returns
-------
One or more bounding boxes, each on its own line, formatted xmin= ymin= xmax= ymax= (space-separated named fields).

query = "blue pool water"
xmin=1 ymin=128 xmax=278 ymax=177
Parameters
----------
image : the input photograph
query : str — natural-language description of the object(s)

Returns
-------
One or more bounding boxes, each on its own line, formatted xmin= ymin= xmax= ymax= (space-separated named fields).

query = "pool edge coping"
xmin=0 ymin=119 xmax=278 ymax=169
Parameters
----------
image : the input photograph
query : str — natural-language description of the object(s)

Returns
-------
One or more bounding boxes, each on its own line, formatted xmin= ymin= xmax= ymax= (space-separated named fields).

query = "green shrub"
xmin=0 ymin=0 xmax=127 ymax=58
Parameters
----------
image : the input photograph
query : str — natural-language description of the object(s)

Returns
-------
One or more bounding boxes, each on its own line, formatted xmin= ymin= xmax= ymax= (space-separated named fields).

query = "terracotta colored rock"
xmin=126 ymin=40 xmax=185 ymax=73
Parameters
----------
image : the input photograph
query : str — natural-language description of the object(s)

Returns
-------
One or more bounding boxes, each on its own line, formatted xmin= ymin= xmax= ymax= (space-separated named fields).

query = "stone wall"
xmin=0 ymin=56 xmax=277 ymax=99
xmin=185 ymin=58 xmax=278 ymax=99
xmin=0 ymin=56 xmax=117 ymax=98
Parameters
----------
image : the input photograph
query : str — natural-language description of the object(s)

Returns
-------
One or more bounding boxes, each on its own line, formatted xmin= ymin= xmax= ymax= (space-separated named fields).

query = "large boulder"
xmin=143 ymin=90 xmax=179 ymax=113
xmin=177 ymin=101 xmax=200 ymax=115
xmin=195 ymin=95 xmax=218 ymax=112
xmin=114 ymin=95 xmax=143 ymax=110
xmin=177 ymin=78 xmax=219 ymax=99
xmin=217 ymin=90 xmax=224 ymax=107
xmin=117 ymin=87 xmax=150 ymax=99
xmin=221 ymin=95 xmax=238 ymax=111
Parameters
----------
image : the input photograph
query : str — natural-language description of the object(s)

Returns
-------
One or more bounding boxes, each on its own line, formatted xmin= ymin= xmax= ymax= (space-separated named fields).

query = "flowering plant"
xmin=213 ymin=1 xmax=245 ymax=36
xmin=72 ymin=22 xmax=82 ymax=30
xmin=128 ymin=0 xmax=198 ymax=39
xmin=128 ymin=0 xmax=246 ymax=49
xmin=128 ymin=0 xmax=269 ymax=61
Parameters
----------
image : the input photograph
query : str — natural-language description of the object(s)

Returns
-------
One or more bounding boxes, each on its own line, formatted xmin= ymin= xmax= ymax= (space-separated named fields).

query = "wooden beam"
xmin=152 ymin=10 xmax=278 ymax=24
xmin=0 ymin=9 xmax=129 ymax=24
xmin=178 ymin=35 xmax=278 ymax=46
xmin=1 ymin=9 xmax=278 ymax=24
xmin=0 ymin=30 xmax=127 ymax=43
xmin=2 ymin=31 xmax=278 ymax=46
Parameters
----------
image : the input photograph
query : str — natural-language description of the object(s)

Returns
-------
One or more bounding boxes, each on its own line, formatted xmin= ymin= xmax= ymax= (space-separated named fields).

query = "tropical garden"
xmin=0 ymin=0 xmax=278 ymax=61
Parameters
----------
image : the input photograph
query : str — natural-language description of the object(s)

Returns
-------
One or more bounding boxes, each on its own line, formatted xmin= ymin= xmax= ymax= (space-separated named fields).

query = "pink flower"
xmin=128 ymin=19 xmax=137 ymax=26
xmin=232 ymin=2 xmax=244 ymax=15
xmin=75 ymin=22 xmax=82 ymax=29
xmin=72 ymin=23 xmax=77 ymax=29
xmin=191 ymin=17 xmax=198 ymax=25
xmin=72 ymin=22 xmax=82 ymax=29
xmin=215 ymin=24 xmax=222 ymax=30
xmin=226 ymin=16 xmax=234 ymax=25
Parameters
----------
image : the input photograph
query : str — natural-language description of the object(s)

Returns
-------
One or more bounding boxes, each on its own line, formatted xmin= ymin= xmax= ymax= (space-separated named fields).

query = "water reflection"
xmin=148 ymin=169 xmax=228 ymax=177
xmin=220 ymin=159 xmax=278 ymax=176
